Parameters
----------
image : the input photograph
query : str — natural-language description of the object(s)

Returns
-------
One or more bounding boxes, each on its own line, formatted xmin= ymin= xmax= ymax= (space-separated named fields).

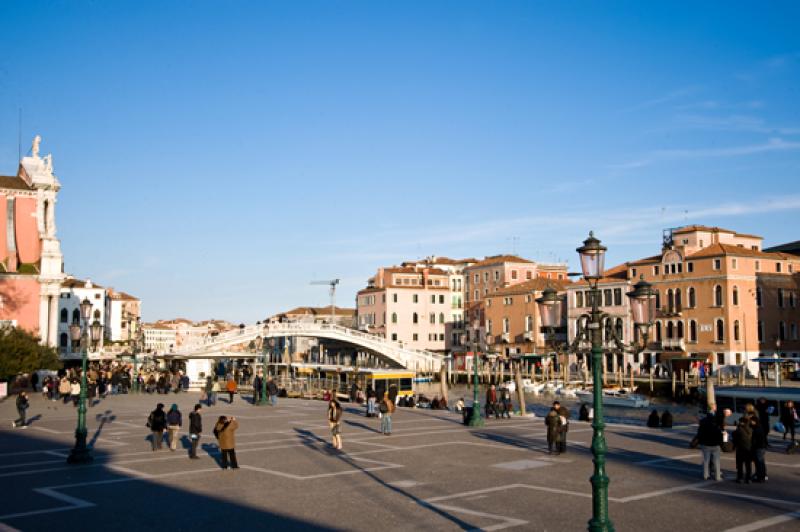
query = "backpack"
xmin=379 ymin=401 xmax=389 ymax=414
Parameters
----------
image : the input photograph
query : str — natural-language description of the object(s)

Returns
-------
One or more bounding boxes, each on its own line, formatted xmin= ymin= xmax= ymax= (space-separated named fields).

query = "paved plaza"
xmin=1 ymin=392 xmax=799 ymax=531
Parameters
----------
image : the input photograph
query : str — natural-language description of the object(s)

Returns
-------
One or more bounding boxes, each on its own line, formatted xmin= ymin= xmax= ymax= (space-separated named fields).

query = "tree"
xmin=0 ymin=327 xmax=61 ymax=381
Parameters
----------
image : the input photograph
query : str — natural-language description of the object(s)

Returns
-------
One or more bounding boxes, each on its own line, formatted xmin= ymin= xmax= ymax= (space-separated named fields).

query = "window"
xmin=716 ymin=319 xmax=724 ymax=342
xmin=615 ymin=318 xmax=623 ymax=341
xmin=780 ymin=321 xmax=786 ymax=341
xmin=60 ymin=309 xmax=68 ymax=323
xmin=439 ymin=295 xmax=444 ymax=304
xmin=474 ymin=273 xmax=479 ymax=283
xmin=676 ymin=320 xmax=684 ymax=338
xmin=393 ymin=293 xmax=398 ymax=303
xmin=776 ymin=262 xmax=782 ymax=273
xmin=717 ymin=353 xmax=725 ymax=366
xmin=667 ymin=289 xmax=674 ymax=313
xmin=713 ymin=259 xmax=721 ymax=270
xmin=484 ymin=272 xmax=489 ymax=282
xmin=666 ymin=321 xmax=674 ymax=339
xmin=687 ymin=262 xmax=694 ymax=273
xmin=655 ymin=290 xmax=661 ymax=309
xmin=474 ymin=290 xmax=479 ymax=300
xmin=391 ymin=333 xmax=397 ymax=341
xmin=391 ymin=313 xmax=397 ymax=324
xmin=654 ymin=265 xmax=660 ymax=276
xmin=689 ymin=320 xmax=697 ymax=342
xmin=655 ymin=321 xmax=662 ymax=342
xmin=430 ymin=295 xmax=435 ymax=304
xmin=511 ymin=270 xmax=518 ymax=280
xmin=429 ymin=313 xmax=435 ymax=324
xmin=675 ymin=289 xmax=682 ymax=311
xmin=714 ymin=285 xmax=723 ymax=307
xmin=732 ymin=286 xmax=739 ymax=306
xmin=72 ymin=309 xmax=80 ymax=323
xmin=486 ymin=299 xmax=492 ymax=307
xmin=792 ymin=323 xmax=798 ymax=340
xmin=688 ymin=287 xmax=696 ymax=308
xmin=756 ymin=287 xmax=762 ymax=307
xmin=503 ymin=318 xmax=510 ymax=334
xmin=412 ymin=313 xmax=418 ymax=324
xmin=413 ymin=294 xmax=418 ymax=303
xmin=790 ymin=292 xmax=796 ymax=308
xmin=526 ymin=271 xmax=532 ymax=280
xmin=758 ymin=321 xmax=764 ymax=342
xmin=631 ymin=268 xmax=637 ymax=277
xmin=778 ymin=289 xmax=785 ymax=308
xmin=503 ymin=297 xmax=513 ymax=305
xmin=439 ymin=334 xmax=445 ymax=341
xmin=755 ymin=260 xmax=760 ymax=271
xmin=734 ymin=320 xmax=740 ymax=341
xmin=576 ymin=291 xmax=584 ymax=308
xmin=604 ymin=289 xmax=612 ymax=306
xmin=732 ymin=258 xmax=737 ymax=269
xmin=439 ymin=313 xmax=444 ymax=324
xmin=525 ymin=315 xmax=533 ymax=332
xmin=412 ymin=333 xmax=418 ymax=341
xmin=494 ymin=270 xmax=500 ymax=281
xmin=486 ymin=320 xmax=492 ymax=334
xmin=613 ymin=288 xmax=622 ymax=306
xmin=59 ymin=333 xmax=68 ymax=348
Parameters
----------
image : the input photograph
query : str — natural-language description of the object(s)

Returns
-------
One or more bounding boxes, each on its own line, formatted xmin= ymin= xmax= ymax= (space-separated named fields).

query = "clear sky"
xmin=1 ymin=1 xmax=799 ymax=323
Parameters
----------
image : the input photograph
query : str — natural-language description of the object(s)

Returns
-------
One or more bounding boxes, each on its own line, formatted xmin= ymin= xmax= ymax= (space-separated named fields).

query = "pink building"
xmin=0 ymin=136 xmax=64 ymax=345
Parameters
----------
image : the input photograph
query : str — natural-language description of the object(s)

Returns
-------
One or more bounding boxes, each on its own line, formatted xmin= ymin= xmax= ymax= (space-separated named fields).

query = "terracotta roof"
xmin=626 ymin=255 xmax=662 ymax=266
xmin=384 ymin=266 xmax=449 ymax=276
xmin=357 ymin=287 xmax=384 ymax=295
xmin=61 ymin=278 xmax=104 ymax=289
xmin=402 ymin=257 xmax=478 ymax=266
xmin=108 ymin=291 xmax=139 ymax=301
xmin=466 ymin=255 xmax=534 ymax=268
xmin=688 ymin=243 xmax=795 ymax=260
xmin=487 ymin=278 xmax=570 ymax=297
xmin=0 ymin=175 xmax=32 ymax=191
xmin=671 ymin=225 xmax=762 ymax=240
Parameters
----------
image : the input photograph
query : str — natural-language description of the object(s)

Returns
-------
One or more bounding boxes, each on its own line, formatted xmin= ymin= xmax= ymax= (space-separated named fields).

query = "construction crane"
xmin=310 ymin=279 xmax=340 ymax=323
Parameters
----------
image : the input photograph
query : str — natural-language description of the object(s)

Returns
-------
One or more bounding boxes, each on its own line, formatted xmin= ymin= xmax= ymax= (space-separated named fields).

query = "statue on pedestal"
xmin=32 ymin=135 xmax=41 ymax=158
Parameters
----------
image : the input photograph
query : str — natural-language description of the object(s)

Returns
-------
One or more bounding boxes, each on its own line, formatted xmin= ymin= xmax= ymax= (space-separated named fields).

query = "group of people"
xmin=646 ymin=409 xmax=674 ymax=428
xmin=545 ymin=401 xmax=572 ymax=454
xmin=485 ymin=384 xmax=514 ymax=419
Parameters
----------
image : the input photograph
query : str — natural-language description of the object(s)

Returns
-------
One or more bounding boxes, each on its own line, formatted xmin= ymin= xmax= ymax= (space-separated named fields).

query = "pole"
xmin=259 ymin=345 xmax=269 ymax=405
xmin=67 ymin=327 xmax=93 ymax=464
xmin=514 ymin=360 xmax=526 ymax=416
xmin=468 ymin=344 xmax=483 ymax=426
xmin=588 ymin=281 xmax=613 ymax=532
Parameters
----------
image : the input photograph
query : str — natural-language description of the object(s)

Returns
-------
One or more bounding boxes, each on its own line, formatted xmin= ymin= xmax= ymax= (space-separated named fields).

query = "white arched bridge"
xmin=169 ymin=322 xmax=444 ymax=372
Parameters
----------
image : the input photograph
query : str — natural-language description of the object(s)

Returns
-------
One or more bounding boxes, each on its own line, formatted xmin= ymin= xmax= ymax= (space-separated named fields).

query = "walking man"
xmin=556 ymin=401 xmax=571 ymax=453
xmin=781 ymin=400 xmax=798 ymax=443
xmin=545 ymin=403 xmax=562 ymax=454
xmin=12 ymin=391 xmax=29 ymax=428
xmin=380 ymin=392 xmax=395 ymax=435
xmin=189 ymin=404 xmax=202 ymax=459
xmin=148 ymin=403 xmax=167 ymax=451
xmin=267 ymin=378 xmax=279 ymax=406
xmin=695 ymin=410 xmax=723 ymax=481
xmin=166 ymin=404 xmax=182 ymax=451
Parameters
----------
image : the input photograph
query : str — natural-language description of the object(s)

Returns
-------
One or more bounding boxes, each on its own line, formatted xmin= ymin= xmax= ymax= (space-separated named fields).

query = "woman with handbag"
xmin=328 ymin=395 xmax=343 ymax=449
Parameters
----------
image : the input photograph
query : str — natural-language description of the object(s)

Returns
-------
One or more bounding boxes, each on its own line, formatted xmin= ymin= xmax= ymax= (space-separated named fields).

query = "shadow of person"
xmin=201 ymin=442 xmax=222 ymax=467
xmin=180 ymin=434 xmax=193 ymax=450
xmin=25 ymin=414 xmax=42 ymax=426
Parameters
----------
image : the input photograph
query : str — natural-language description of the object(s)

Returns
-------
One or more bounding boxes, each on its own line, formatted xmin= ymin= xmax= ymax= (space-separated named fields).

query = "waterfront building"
xmin=0 ymin=136 xmax=65 ymax=345
xmin=105 ymin=288 xmax=141 ymax=342
xmin=270 ymin=305 xmax=357 ymax=328
xmin=464 ymin=255 xmax=568 ymax=353
xmin=57 ymin=278 xmax=106 ymax=357
xmin=569 ymin=225 xmax=800 ymax=376
xmin=142 ymin=323 xmax=178 ymax=354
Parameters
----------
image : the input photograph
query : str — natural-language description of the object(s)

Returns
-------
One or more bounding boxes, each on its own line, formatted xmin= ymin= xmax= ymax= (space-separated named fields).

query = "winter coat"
xmin=696 ymin=415 xmax=723 ymax=446
xmin=751 ymin=423 xmax=767 ymax=450
xmin=545 ymin=409 xmax=562 ymax=441
xmin=189 ymin=412 xmax=202 ymax=435
xmin=59 ymin=378 xmax=71 ymax=395
xmin=166 ymin=410 xmax=182 ymax=426
xmin=16 ymin=395 xmax=29 ymax=411
xmin=226 ymin=380 xmax=237 ymax=393
xmin=267 ymin=381 xmax=279 ymax=396
xmin=328 ymin=403 xmax=343 ymax=423
xmin=733 ymin=421 xmax=753 ymax=452
xmin=214 ymin=419 xmax=238 ymax=450
xmin=781 ymin=406 xmax=798 ymax=427
xmin=148 ymin=409 xmax=167 ymax=431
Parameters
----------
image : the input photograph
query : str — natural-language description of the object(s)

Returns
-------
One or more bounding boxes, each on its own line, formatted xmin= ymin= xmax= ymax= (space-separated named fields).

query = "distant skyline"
xmin=1 ymin=1 xmax=799 ymax=323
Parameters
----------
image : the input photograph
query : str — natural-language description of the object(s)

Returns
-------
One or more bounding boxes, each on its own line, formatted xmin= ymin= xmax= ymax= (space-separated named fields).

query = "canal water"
xmin=414 ymin=382 xmax=702 ymax=426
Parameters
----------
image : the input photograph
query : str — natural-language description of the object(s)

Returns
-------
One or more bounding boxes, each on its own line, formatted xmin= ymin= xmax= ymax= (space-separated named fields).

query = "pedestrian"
xmin=556 ymin=401 xmax=571 ymax=453
xmin=166 ymin=404 xmax=182 ymax=451
xmin=545 ymin=403 xmax=562 ymax=454
xmin=754 ymin=397 xmax=771 ymax=447
xmin=328 ymin=395 xmax=343 ymax=449
xmin=694 ymin=411 xmax=723 ymax=481
xmin=70 ymin=379 xmax=81 ymax=406
xmin=579 ymin=403 xmax=591 ymax=422
xmin=379 ymin=392 xmax=395 ymax=435
xmin=226 ymin=376 xmax=237 ymax=403
xmin=486 ymin=385 xmax=498 ymax=419
xmin=734 ymin=406 xmax=756 ymax=483
xmin=211 ymin=377 xmax=221 ymax=406
xmin=661 ymin=410 xmax=673 ymax=428
xmin=366 ymin=385 xmax=377 ymax=417
xmin=501 ymin=388 xmax=512 ymax=419
xmin=253 ymin=373 xmax=262 ymax=405
xmin=267 ymin=378 xmax=279 ymax=406
xmin=188 ymin=403 xmax=202 ymax=459
xmin=59 ymin=376 xmax=71 ymax=404
xmin=647 ymin=409 xmax=660 ymax=428
xmin=781 ymin=400 xmax=797 ymax=443
xmin=751 ymin=418 xmax=768 ymax=483
xmin=147 ymin=403 xmax=167 ymax=451
xmin=213 ymin=415 xmax=239 ymax=469
xmin=12 ymin=392 xmax=29 ymax=428
xmin=388 ymin=383 xmax=398 ymax=405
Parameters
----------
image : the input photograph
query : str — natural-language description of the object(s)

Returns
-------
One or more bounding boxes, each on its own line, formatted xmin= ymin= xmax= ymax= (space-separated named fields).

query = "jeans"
xmin=270 ymin=394 xmax=277 ymax=406
xmin=220 ymin=449 xmax=238 ymax=469
xmin=381 ymin=414 xmax=392 ymax=434
xmin=753 ymin=448 xmax=767 ymax=481
xmin=189 ymin=434 xmax=200 ymax=458
xmin=152 ymin=430 xmax=164 ymax=451
xmin=367 ymin=398 xmax=376 ymax=416
xmin=701 ymin=445 xmax=721 ymax=480
xmin=13 ymin=407 xmax=27 ymax=427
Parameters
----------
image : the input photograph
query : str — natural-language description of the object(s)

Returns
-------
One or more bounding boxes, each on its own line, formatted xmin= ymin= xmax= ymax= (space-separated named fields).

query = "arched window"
xmin=655 ymin=290 xmax=661 ymax=309
xmin=59 ymin=333 xmax=68 ymax=348
xmin=391 ymin=313 xmax=397 ymax=324
xmin=667 ymin=289 xmax=674 ymax=313
xmin=675 ymin=289 xmax=682 ymax=312
xmin=94 ymin=309 xmax=101 ymax=319
xmin=60 ymin=308 xmax=68 ymax=323
xmin=72 ymin=309 xmax=80 ymax=324
xmin=689 ymin=320 xmax=697 ymax=342
xmin=688 ymin=287 xmax=696 ymax=308
xmin=603 ymin=318 xmax=613 ymax=342
xmin=655 ymin=321 xmax=662 ymax=342
xmin=503 ymin=318 xmax=510 ymax=334
xmin=666 ymin=321 xmax=674 ymax=339
xmin=615 ymin=318 xmax=623 ymax=341
xmin=677 ymin=321 xmax=684 ymax=338
xmin=714 ymin=285 xmax=723 ymax=307
xmin=733 ymin=286 xmax=739 ymax=306
xmin=439 ymin=313 xmax=445 ymax=324
xmin=412 ymin=312 xmax=418 ymax=324
xmin=734 ymin=320 xmax=740 ymax=341
xmin=780 ymin=321 xmax=786 ymax=341
xmin=716 ymin=319 xmax=724 ymax=342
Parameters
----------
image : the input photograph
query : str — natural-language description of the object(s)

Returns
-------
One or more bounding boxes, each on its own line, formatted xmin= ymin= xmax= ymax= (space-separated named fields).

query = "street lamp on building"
xmin=573 ymin=233 xmax=656 ymax=532
xmin=67 ymin=298 xmax=103 ymax=465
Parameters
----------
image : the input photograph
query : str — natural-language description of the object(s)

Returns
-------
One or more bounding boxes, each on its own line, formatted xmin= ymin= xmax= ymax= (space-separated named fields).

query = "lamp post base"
xmin=467 ymin=408 xmax=484 ymax=427
xmin=67 ymin=430 xmax=93 ymax=464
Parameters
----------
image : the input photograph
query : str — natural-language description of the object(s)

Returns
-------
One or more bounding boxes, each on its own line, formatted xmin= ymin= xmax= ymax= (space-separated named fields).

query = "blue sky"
xmin=1 ymin=1 xmax=799 ymax=323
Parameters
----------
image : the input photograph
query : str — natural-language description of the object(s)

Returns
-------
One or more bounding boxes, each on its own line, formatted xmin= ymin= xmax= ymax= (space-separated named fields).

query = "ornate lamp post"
xmin=465 ymin=329 xmax=483 ymax=427
xmin=67 ymin=299 xmax=103 ymax=465
xmin=573 ymin=233 xmax=656 ymax=532
xmin=132 ymin=317 xmax=143 ymax=393
xmin=259 ymin=336 xmax=270 ymax=405
xmin=536 ymin=286 xmax=564 ymax=374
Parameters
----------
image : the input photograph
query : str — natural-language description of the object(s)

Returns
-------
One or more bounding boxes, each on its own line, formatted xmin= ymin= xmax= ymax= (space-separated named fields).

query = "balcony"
xmin=501 ymin=333 xmax=511 ymax=343
xmin=662 ymin=338 xmax=686 ymax=351
xmin=523 ymin=331 xmax=534 ymax=341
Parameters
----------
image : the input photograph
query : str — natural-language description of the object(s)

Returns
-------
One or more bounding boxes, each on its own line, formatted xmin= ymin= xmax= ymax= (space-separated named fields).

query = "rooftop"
xmin=466 ymin=255 xmax=534 ymax=268
xmin=0 ymin=175 xmax=32 ymax=191
xmin=671 ymin=224 xmax=762 ymax=240
xmin=487 ymin=278 xmax=570 ymax=297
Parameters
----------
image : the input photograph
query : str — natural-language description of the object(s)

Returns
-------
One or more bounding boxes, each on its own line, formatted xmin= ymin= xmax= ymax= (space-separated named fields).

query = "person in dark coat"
xmin=751 ymin=420 xmax=768 ymax=482
xmin=188 ymin=404 xmax=202 ymax=459
xmin=734 ymin=409 xmax=756 ymax=483
xmin=545 ymin=404 xmax=562 ymax=454
xmin=780 ymin=400 xmax=797 ymax=443
xmin=556 ymin=402 xmax=571 ymax=452
xmin=579 ymin=403 xmax=590 ymax=422
xmin=267 ymin=378 xmax=279 ymax=406
xmin=695 ymin=413 xmax=723 ymax=480
xmin=647 ymin=409 xmax=660 ymax=428
xmin=166 ymin=404 xmax=183 ymax=451
xmin=12 ymin=392 xmax=29 ymax=428
xmin=147 ymin=403 xmax=167 ymax=451
xmin=755 ymin=397 xmax=771 ymax=446
xmin=661 ymin=410 xmax=673 ymax=428
xmin=253 ymin=374 xmax=262 ymax=405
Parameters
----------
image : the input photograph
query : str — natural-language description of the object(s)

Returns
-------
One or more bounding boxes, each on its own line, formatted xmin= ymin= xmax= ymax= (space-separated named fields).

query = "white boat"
xmin=502 ymin=380 xmax=516 ymax=393
xmin=576 ymin=388 xmax=650 ymax=408
xmin=557 ymin=387 xmax=579 ymax=398
xmin=523 ymin=381 xmax=546 ymax=394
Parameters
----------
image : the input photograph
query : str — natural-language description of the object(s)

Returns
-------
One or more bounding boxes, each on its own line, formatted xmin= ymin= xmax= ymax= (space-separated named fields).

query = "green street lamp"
xmin=463 ymin=331 xmax=483 ymax=427
xmin=132 ymin=317 xmax=142 ymax=393
xmin=536 ymin=285 xmax=566 ymax=374
xmin=258 ymin=336 xmax=270 ymax=405
xmin=67 ymin=299 xmax=102 ymax=465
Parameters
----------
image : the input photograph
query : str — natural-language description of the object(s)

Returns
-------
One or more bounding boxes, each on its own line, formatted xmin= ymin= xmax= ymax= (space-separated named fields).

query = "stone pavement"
xmin=0 ymin=392 xmax=798 ymax=531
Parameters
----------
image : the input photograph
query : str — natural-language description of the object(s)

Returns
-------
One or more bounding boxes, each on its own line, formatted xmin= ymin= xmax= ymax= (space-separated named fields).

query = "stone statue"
xmin=32 ymin=135 xmax=41 ymax=158
xmin=43 ymin=154 xmax=53 ymax=173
